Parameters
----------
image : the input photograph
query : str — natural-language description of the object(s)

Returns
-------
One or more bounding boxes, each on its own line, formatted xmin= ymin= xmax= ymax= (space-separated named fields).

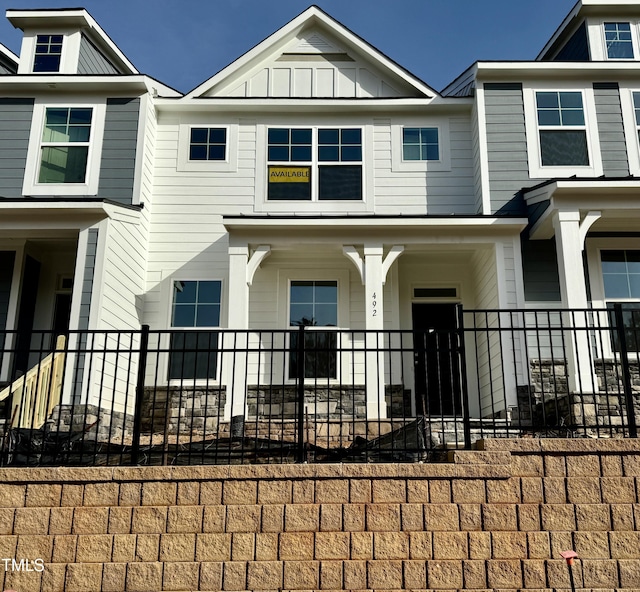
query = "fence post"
xmin=296 ymin=325 xmax=306 ymax=463
xmin=456 ymin=305 xmax=472 ymax=449
xmin=131 ymin=324 xmax=150 ymax=465
xmin=613 ymin=304 xmax=638 ymax=438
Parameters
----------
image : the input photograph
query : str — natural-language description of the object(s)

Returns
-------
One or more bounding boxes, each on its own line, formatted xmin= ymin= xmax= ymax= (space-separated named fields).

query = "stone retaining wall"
xmin=0 ymin=439 xmax=638 ymax=590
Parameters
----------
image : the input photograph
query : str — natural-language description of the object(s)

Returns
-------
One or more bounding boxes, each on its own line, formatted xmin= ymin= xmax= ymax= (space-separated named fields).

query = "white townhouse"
xmin=1 ymin=1 xmax=640 ymax=439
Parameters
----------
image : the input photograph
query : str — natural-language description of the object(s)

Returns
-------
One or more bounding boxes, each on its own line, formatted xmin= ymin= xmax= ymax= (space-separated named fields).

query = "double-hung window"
xmin=33 ymin=35 xmax=63 ymax=72
xmin=604 ymin=22 xmax=634 ymax=59
xmin=602 ymin=251 xmax=640 ymax=350
xmin=633 ymin=92 xmax=640 ymax=144
xmin=169 ymin=280 xmax=221 ymax=380
xmin=39 ymin=107 xmax=93 ymax=184
xmin=536 ymin=91 xmax=589 ymax=167
xmin=289 ymin=280 xmax=338 ymax=379
xmin=267 ymin=128 xmax=362 ymax=201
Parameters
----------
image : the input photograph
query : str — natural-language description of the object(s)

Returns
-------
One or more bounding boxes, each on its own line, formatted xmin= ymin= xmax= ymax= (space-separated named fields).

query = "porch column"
xmin=364 ymin=244 xmax=386 ymax=418
xmin=552 ymin=211 xmax=597 ymax=393
xmin=224 ymin=244 xmax=249 ymax=423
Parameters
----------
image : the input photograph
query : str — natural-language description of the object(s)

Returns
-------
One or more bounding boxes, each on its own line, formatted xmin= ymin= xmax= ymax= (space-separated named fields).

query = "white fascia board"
xmin=224 ymin=217 xmax=528 ymax=231
xmin=185 ymin=6 xmax=436 ymax=99
xmin=475 ymin=61 xmax=640 ymax=78
xmin=6 ymin=8 xmax=138 ymax=75
xmin=441 ymin=63 xmax=478 ymax=96
xmin=0 ymin=42 xmax=18 ymax=64
xmin=525 ymin=179 xmax=640 ymax=205
xmin=155 ymin=97 xmax=471 ymax=113
xmin=0 ymin=75 xmax=181 ymax=97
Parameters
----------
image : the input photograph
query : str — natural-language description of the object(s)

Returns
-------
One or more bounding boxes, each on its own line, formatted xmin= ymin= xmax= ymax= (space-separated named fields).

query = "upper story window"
xmin=604 ymin=22 xmax=634 ymax=59
xmin=633 ymin=92 xmax=640 ymax=144
xmin=536 ymin=91 xmax=589 ymax=167
xmin=267 ymin=128 xmax=362 ymax=201
xmin=23 ymin=100 xmax=106 ymax=196
xmin=402 ymin=127 xmax=439 ymax=161
xmin=189 ymin=128 xmax=226 ymax=161
xmin=33 ymin=35 xmax=63 ymax=72
xmin=39 ymin=107 xmax=92 ymax=184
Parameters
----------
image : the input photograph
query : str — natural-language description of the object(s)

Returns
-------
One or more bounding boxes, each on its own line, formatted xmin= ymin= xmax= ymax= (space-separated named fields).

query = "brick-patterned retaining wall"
xmin=0 ymin=439 xmax=638 ymax=590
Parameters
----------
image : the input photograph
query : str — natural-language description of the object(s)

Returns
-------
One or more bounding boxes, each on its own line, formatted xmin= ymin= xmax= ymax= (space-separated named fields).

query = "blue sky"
xmin=1 ymin=0 xmax=576 ymax=93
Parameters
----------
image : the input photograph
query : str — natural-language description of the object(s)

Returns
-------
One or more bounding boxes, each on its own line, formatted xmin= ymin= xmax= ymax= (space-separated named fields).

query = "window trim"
xmin=599 ymin=20 xmax=640 ymax=61
xmin=165 ymin=278 xmax=225 ymax=385
xmin=255 ymin=124 xmax=373 ymax=214
xmin=523 ymin=84 xmax=602 ymax=179
xmin=266 ymin=126 xmax=363 ymax=202
xmin=18 ymin=30 xmax=81 ymax=75
xmin=278 ymin=268 xmax=350 ymax=384
xmin=33 ymin=34 xmax=64 ymax=73
xmin=587 ymin=238 xmax=640 ymax=358
xmin=177 ymin=123 xmax=238 ymax=172
xmin=23 ymin=99 xmax=106 ymax=196
xmin=391 ymin=118 xmax=451 ymax=172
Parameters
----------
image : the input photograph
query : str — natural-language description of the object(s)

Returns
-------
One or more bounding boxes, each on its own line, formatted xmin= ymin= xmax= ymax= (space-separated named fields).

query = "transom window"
xmin=536 ymin=91 xmax=589 ymax=167
xmin=604 ymin=22 xmax=634 ymax=59
xmin=289 ymin=280 xmax=338 ymax=379
xmin=169 ymin=280 xmax=221 ymax=381
xmin=189 ymin=128 xmax=226 ymax=161
xmin=33 ymin=35 xmax=63 ymax=72
xmin=402 ymin=128 xmax=439 ymax=161
xmin=267 ymin=128 xmax=362 ymax=201
xmin=39 ymin=107 xmax=92 ymax=184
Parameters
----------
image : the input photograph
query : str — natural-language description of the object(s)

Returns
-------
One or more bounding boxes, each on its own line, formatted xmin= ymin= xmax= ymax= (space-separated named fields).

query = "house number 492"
xmin=372 ymin=292 xmax=377 ymax=317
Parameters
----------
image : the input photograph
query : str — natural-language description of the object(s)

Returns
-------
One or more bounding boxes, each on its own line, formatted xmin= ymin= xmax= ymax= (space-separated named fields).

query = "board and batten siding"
xmin=373 ymin=116 xmax=476 ymax=215
xmin=77 ymin=35 xmax=119 ymax=75
xmin=0 ymin=98 xmax=33 ymax=199
xmin=98 ymin=98 xmax=140 ymax=205
xmin=593 ymin=83 xmax=629 ymax=177
xmin=484 ymin=83 xmax=530 ymax=215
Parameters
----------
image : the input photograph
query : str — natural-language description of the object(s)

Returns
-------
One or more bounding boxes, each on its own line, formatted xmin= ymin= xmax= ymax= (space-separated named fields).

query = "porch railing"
xmin=0 ymin=304 xmax=638 ymax=466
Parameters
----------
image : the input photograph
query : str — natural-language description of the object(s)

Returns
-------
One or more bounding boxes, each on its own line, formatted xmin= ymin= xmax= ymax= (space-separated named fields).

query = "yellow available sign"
xmin=269 ymin=166 xmax=310 ymax=183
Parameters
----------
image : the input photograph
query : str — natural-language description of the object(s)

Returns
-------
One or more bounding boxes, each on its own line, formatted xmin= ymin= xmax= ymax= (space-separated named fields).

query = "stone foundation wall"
xmin=48 ymin=404 xmax=135 ymax=443
xmin=0 ymin=439 xmax=638 ymax=590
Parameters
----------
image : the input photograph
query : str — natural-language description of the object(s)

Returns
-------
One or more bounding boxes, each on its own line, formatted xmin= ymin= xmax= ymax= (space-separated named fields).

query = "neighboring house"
xmin=0 ymin=2 xmax=638 ymax=438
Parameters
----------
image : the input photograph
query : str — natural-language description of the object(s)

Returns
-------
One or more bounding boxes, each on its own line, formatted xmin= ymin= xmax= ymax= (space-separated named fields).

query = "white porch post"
xmin=364 ymin=243 xmax=386 ymax=419
xmin=224 ymin=244 xmax=249 ymax=422
xmin=552 ymin=211 xmax=598 ymax=393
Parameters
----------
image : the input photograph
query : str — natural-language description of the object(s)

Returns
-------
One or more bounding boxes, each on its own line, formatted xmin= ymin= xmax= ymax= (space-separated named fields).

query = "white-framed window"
xmin=176 ymin=123 xmax=237 ymax=172
xmin=402 ymin=127 xmax=439 ymax=161
xmin=189 ymin=127 xmax=226 ymax=161
xmin=604 ymin=22 xmax=635 ymax=59
xmin=23 ymin=99 xmax=106 ymax=196
xmin=33 ymin=34 xmax=63 ymax=72
xmin=289 ymin=280 xmax=338 ymax=379
xmin=267 ymin=127 xmax=362 ymax=201
xmin=390 ymin=119 xmax=451 ymax=172
xmin=523 ymin=85 xmax=602 ymax=179
xmin=168 ymin=280 xmax=222 ymax=381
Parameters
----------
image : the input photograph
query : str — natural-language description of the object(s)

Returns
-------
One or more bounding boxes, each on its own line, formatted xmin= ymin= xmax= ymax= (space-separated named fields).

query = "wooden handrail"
xmin=0 ymin=335 xmax=66 ymax=429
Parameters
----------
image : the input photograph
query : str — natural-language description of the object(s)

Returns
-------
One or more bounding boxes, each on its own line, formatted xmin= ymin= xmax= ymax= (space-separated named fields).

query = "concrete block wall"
xmin=0 ymin=439 xmax=637 ymax=590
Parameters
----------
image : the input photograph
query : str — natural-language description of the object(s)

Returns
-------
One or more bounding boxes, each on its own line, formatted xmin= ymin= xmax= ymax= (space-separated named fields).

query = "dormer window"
xmin=33 ymin=34 xmax=63 ymax=72
xmin=604 ymin=23 xmax=634 ymax=59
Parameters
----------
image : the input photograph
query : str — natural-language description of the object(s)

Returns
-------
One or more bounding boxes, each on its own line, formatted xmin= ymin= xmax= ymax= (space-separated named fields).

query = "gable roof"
xmin=6 ymin=8 xmax=138 ymax=74
xmin=185 ymin=5 xmax=437 ymax=100
xmin=0 ymin=41 xmax=18 ymax=72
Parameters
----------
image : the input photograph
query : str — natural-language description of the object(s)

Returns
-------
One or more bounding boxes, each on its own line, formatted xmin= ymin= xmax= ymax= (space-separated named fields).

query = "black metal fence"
xmin=0 ymin=304 xmax=638 ymax=466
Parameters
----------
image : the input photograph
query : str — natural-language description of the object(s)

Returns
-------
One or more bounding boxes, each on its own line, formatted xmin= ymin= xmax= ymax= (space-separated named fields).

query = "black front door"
xmin=412 ymin=302 xmax=462 ymax=416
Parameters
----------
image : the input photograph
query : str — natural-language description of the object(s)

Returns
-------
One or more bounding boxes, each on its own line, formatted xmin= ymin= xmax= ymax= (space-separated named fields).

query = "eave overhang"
xmin=223 ymin=215 xmax=527 ymax=245
xmin=0 ymin=75 xmax=181 ymax=97
xmin=524 ymin=178 xmax=640 ymax=239
xmin=474 ymin=60 xmax=640 ymax=82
